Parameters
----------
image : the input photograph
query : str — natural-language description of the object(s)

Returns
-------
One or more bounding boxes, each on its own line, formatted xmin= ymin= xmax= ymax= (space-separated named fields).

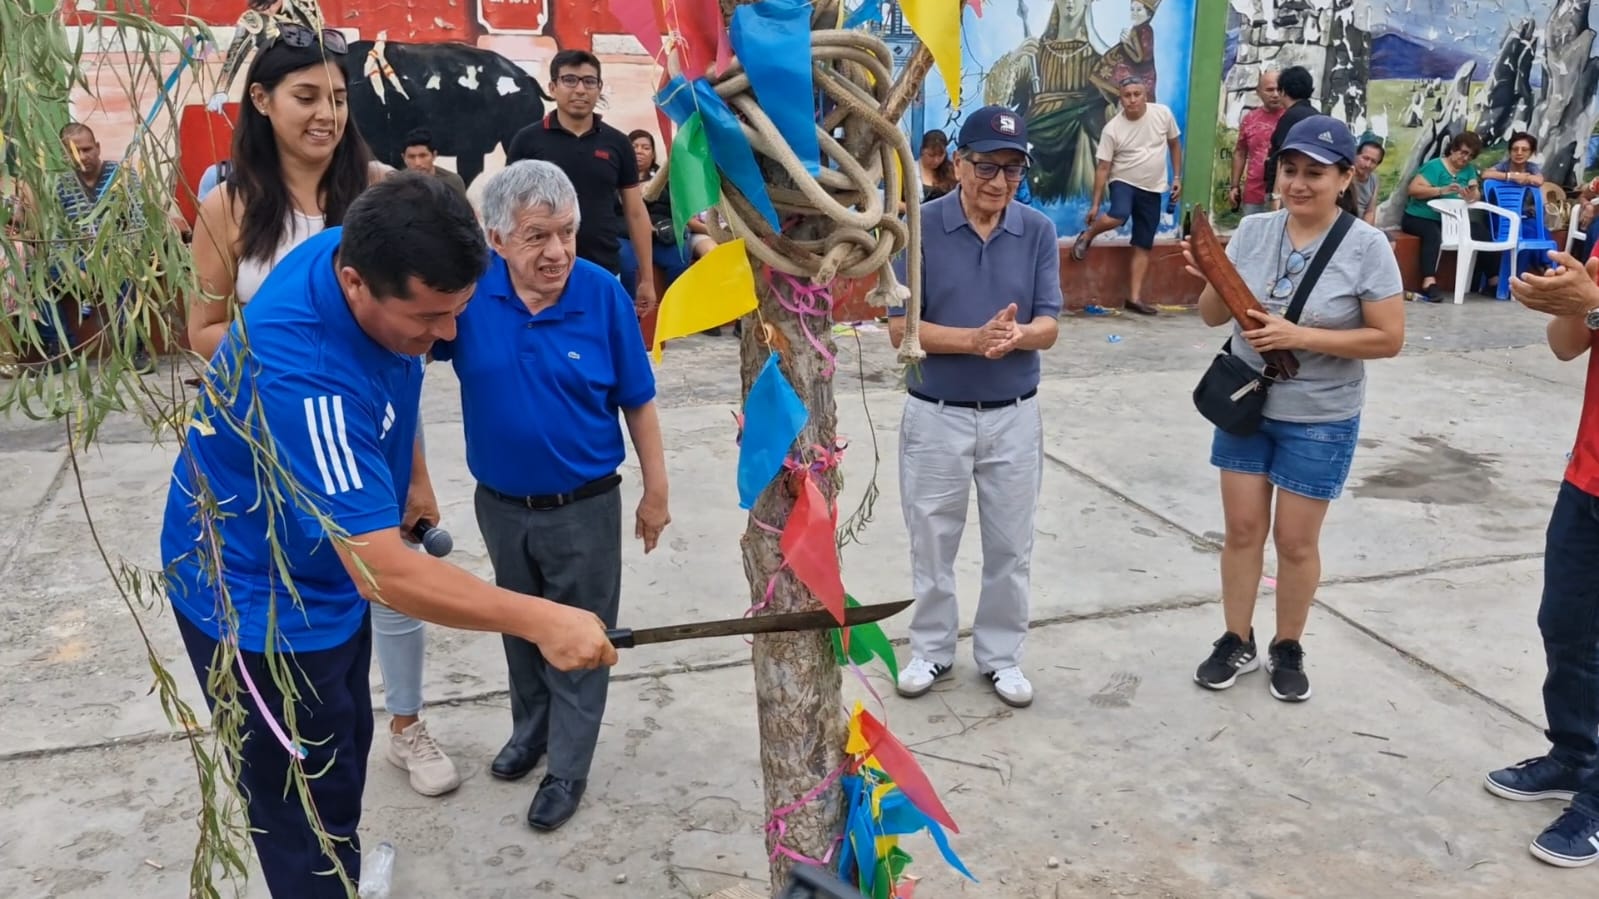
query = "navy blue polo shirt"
xmin=432 ymin=254 xmax=655 ymax=497
xmin=890 ymin=189 xmax=1063 ymax=402
xmin=160 ymin=227 xmax=421 ymax=653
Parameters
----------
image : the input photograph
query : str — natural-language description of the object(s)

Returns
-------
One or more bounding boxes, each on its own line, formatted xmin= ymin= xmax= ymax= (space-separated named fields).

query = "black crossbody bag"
xmin=1192 ymin=211 xmax=1353 ymax=436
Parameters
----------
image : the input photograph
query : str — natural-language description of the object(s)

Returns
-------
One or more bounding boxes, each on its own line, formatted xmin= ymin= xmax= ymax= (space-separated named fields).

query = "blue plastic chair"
xmin=1484 ymin=182 xmax=1559 ymax=299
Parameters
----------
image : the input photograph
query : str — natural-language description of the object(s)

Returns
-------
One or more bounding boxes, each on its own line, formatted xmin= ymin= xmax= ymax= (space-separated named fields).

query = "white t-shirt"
xmin=1096 ymin=103 xmax=1181 ymax=193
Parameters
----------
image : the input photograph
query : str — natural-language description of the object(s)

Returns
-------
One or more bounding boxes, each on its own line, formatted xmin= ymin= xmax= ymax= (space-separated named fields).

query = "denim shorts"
xmin=1107 ymin=181 xmax=1162 ymax=249
xmin=1210 ymin=415 xmax=1361 ymax=501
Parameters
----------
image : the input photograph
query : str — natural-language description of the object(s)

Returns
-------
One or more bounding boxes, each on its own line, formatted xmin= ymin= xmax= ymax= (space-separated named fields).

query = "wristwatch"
xmin=1585 ymin=307 xmax=1599 ymax=330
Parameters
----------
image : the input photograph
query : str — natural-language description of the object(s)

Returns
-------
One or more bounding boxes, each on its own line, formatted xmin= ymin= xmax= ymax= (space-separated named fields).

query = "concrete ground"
xmin=0 ymin=295 xmax=1592 ymax=898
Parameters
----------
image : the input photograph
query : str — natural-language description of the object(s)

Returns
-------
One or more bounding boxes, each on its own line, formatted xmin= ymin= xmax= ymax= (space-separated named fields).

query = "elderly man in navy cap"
xmin=888 ymin=105 xmax=1063 ymax=709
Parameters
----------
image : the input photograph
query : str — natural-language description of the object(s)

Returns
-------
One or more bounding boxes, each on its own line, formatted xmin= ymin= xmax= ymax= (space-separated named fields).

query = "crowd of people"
xmin=7 ymin=15 xmax=1599 ymax=894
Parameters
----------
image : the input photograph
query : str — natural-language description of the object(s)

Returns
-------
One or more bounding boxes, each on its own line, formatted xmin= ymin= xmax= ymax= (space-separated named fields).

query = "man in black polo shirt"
xmin=507 ymin=50 xmax=657 ymax=316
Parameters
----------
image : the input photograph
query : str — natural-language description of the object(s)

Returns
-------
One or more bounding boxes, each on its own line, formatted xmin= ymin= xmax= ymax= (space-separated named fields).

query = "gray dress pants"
xmin=474 ymin=481 xmax=622 ymax=780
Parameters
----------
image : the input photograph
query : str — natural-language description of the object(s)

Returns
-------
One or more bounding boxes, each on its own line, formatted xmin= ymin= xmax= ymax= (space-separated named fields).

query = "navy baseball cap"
xmin=958 ymin=105 xmax=1031 ymax=158
xmin=1280 ymin=115 xmax=1356 ymax=165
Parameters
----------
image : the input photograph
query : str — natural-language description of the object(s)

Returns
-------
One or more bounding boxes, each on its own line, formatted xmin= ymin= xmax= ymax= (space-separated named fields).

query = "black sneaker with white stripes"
xmin=1265 ymin=638 xmax=1312 ymax=702
xmin=1194 ymin=629 xmax=1259 ymax=690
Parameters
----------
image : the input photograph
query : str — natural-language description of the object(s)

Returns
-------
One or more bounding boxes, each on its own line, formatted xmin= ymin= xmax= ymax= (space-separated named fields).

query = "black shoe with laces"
xmin=1265 ymin=638 xmax=1312 ymax=702
xmin=1194 ymin=629 xmax=1259 ymax=690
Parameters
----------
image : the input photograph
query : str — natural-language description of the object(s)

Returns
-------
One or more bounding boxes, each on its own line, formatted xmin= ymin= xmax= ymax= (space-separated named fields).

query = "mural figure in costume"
xmin=1091 ymin=0 xmax=1162 ymax=101
xmin=985 ymin=0 xmax=1108 ymax=203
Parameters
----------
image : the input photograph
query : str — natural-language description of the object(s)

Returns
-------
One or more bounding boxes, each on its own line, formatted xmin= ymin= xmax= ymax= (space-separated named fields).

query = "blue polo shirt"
xmin=890 ymin=190 xmax=1063 ymax=402
xmin=160 ymin=228 xmax=421 ymax=653
xmin=432 ymin=254 xmax=655 ymax=497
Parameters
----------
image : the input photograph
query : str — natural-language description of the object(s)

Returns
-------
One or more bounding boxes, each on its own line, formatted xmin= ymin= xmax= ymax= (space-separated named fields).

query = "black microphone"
xmin=407 ymin=520 xmax=454 ymax=557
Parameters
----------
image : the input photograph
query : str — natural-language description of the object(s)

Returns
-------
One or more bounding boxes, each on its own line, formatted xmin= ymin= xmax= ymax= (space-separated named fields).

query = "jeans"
xmin=1539 ymin=480 xmax=1599 ymax=813
xmin=372 ymin=421 xmax=428 ymax=716
xmin=37 ymin=269 xmax=135 ymax=355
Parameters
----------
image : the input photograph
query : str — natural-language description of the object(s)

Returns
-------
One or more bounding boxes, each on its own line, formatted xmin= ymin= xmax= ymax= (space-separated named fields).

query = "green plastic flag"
xmin=830 ymin=594 xmax=900 ymax=683
xmin=667 ymin=110 xmax=720 ymax=254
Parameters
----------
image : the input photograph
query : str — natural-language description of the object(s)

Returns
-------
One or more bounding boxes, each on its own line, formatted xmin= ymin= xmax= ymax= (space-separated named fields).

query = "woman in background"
xmin=918 ymin=129 xmax=957 ymax=202
xmin=185 ymin=20 xmax=460 ymax=798
xmin=1400 ymin=130 xmax=1484 ymax=302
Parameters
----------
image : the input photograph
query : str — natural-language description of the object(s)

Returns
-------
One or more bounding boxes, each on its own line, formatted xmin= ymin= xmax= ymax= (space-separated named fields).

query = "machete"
xmin=606 ymin=599 xmax=913 ymax=649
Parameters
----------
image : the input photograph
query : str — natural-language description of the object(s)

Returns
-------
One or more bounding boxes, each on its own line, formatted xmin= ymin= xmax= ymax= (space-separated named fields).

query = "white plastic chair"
xmin=1427 ymin=198 xmax=1518 ymax=304
xmin=1566 ymin=208 xmax=1589 ymax=256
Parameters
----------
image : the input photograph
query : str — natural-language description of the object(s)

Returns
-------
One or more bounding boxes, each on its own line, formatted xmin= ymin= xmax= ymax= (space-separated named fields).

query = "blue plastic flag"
xmin=731 ymin=0 xmax=821 ymax=176
xmin=879 ymin=791 xmax=976 ymax=881
xmin=738 ymin=353 xmax=809 ymax=508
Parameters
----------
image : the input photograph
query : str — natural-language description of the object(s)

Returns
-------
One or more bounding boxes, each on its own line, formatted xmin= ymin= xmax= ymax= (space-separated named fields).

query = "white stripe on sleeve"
xmin=331 ymin=395 xmax=365 ymax=491
xmin=302 ymin=397 xmax=337 ymax=494
xmin=317 ymin=395 xmax=351 ymax=493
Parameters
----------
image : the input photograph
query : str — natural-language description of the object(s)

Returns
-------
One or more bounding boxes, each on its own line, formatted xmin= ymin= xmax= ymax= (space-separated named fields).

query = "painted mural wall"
xmin=54 ymin=0 xmax=671 ymax=206
xmin=1214 ymin=0 xmax=1599 ymax=228
xmin=864 ymin=0 xmax=1197 ymax=241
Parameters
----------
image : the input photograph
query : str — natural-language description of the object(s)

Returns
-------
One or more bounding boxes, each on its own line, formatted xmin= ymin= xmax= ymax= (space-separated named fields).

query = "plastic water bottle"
xmin=357 ymin=841 xmax=395 ymax=898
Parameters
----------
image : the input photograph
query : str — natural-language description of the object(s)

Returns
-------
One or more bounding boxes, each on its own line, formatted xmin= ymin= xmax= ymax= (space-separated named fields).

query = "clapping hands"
xmin=975 ymin=303 xmax=1023 ymax=359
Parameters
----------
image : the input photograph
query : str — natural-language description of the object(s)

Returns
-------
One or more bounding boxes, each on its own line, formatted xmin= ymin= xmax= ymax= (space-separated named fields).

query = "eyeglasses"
xmin=1270 ymin=249 xmax=1309 ymax=299
xmin=557 ymin=74 xmax=603 ymax=89
xmin=968 ymin=161 xmax=1029 ymax=182
xmin=273 ymin=23 xmax=348 ymax=55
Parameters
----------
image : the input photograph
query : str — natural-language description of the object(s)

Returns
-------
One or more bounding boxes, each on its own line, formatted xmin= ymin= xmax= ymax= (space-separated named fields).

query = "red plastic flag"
xmin=779 ymin=475 xmax=845 ymax=625
xmin=857 ymin=708 xmax=958 ymax=833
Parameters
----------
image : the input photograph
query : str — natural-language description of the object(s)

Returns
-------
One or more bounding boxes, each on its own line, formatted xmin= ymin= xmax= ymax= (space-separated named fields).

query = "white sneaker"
xmin=896 ymin=657 xmax=952 ymax=698
xmin=987 ymin=666 xmax=1034 ymax=708
xmin=387 ymin=719 xmax=461 ymax=797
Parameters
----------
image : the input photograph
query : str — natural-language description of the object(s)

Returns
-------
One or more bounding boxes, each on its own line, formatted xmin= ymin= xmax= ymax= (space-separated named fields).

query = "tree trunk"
xmin=740 ymin=273 xmax=848 ymax=893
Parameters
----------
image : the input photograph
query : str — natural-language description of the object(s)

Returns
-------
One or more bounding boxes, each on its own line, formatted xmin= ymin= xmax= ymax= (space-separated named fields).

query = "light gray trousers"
xmin=372 ymin=423 xmax=428 ymax=717
xmin=898 ymin=394 xmax=1043 ymax=672
xmin=475 ymin=482 xmax=623 ymax=781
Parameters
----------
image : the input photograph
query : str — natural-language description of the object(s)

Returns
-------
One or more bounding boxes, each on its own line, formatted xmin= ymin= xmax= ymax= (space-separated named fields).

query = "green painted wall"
xmin=1181 ymin=0 xmax=1229 ymax=216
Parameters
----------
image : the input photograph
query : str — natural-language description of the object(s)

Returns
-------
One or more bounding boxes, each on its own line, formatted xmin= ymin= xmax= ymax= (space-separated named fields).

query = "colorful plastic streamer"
xmin=829 ymin=594 xmax=899 ymax=682
xmin=837 ymin=704 xmax=974 ymax=898
xmin=652 ymin=239 xmax=757 ymax=360
xmin=737 ymin=353 xmax=809 ymax=508
xmin=898 ymin=0 xmax=965 ymax=107
xmin=667 ymin=110 xmax=721 ymax=245
xmin=730 ymin=0 xmax=821 ymax=176
xmin=779 ymin=475 xmax=846 ymax=624
xmin=656 ymin=75 xmax=781 ymax=229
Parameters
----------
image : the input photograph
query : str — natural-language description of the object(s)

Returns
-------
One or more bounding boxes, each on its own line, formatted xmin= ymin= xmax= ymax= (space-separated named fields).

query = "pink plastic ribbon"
xmin=766 ymin=760 xmax=849 ymax=864
xmin=232 ymin=640 xmax=307 ymax=760
xmin=771 ymin=270 xmax=839 ymax=379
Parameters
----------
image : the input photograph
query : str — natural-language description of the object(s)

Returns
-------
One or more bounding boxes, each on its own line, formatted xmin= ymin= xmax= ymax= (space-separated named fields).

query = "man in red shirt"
xmin=1490 ymin=249 xmax=1599 ymax=868
xmin=1228 ymin=69 xmax=1286 ymax=217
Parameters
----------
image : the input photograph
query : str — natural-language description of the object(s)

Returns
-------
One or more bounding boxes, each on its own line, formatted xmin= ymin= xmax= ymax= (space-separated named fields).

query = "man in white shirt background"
xmin=1072 ymin=76 xmax=1183 ymax=316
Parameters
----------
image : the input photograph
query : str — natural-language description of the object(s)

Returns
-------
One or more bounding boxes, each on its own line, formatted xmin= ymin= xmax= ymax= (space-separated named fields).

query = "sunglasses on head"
xmin=272 ymin=23 xmax=348 ymax=55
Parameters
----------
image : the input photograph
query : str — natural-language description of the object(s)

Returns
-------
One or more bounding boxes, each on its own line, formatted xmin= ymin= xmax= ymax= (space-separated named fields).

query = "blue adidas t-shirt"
xmin=161 ymin=228 xmax=422 ymax=653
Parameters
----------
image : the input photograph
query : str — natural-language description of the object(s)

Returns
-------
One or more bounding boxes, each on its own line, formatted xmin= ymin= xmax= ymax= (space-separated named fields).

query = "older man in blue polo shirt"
xmin=161 ymin=173 xmax=616 ymax=898
xmin=889 ymin=106 xmax=1062 ymax=709
xmin=432 ymin=160 xmax=670 ymax=832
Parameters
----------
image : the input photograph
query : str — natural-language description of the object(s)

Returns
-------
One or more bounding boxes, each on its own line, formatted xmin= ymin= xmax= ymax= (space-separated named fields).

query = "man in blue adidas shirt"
xmin=161 ymin=172 xmax=616 ymax=897
xmin=432 ymin=160 xmax=669 ymax=832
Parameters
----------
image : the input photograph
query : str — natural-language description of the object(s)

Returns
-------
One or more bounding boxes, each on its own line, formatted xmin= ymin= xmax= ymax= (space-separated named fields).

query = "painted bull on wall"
xmin=342 ymin=38 xmax=551 ymax=188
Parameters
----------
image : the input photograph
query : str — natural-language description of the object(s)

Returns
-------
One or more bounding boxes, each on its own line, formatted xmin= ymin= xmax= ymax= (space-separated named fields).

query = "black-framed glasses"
xmin=557 ymin=74 xmax=602 ymax=89
xmin=273 ymin=23 xmax=348 ymax=55
xmin=969 ymin=161 xmax=1029 ymax=182
xmin=1269 ymin=249 xmax=1309 ymax=299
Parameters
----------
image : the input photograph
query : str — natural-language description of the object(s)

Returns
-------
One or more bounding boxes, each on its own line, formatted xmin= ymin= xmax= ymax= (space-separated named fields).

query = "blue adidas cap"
xmin=1280 ymin=115 xmax=1356 ymax=166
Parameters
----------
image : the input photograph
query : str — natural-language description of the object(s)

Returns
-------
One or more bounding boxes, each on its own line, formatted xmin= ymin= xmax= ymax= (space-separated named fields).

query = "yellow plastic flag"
xmin=652 ymin=238 xmax=758 ymax=362
xmin=899 ymin=0 xmax=963 ymax=107
xmin=846 ymin=700 xmax=870 ymax=755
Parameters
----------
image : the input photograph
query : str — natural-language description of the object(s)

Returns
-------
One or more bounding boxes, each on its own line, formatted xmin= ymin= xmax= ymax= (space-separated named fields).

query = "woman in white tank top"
xmin=186 ymin=32 xmax=461 ymax=797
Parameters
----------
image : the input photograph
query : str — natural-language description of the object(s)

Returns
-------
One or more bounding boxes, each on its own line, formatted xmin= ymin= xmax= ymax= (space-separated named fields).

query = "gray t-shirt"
xmin=1225 ymin=210 xmax=1403 ymax=423
xmin=1353 ymin=175 xmax=1378 ymax=217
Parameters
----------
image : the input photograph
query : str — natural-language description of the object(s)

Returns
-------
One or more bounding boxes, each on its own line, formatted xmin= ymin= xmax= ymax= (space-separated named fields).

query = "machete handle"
xmin=606 ymin=628 xmax=635 ymax=649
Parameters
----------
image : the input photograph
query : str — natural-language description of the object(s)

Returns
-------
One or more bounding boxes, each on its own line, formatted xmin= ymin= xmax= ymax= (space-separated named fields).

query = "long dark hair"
xmin=230 ymin=40 xmax=372 ymax=264
xmin=920 ymin=129 xmax=955 ymax=189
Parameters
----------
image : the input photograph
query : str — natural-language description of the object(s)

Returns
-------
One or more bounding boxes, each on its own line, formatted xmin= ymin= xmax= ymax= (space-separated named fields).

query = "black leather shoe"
xmin=490 ymin=742 xmax=544 ymax=781
xmin=527 ymin=775 xmax=586 ymax=831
